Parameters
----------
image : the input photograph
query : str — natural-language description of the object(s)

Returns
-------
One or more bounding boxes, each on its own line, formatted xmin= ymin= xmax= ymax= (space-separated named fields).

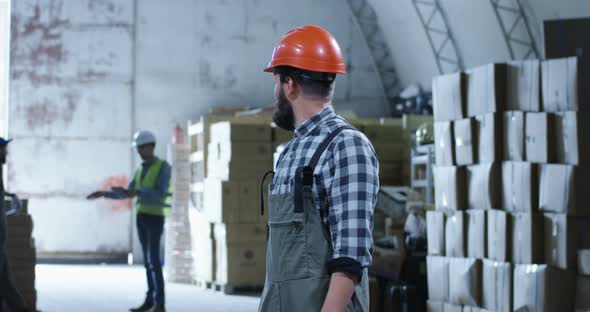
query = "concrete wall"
xmin=0 ymin=0 xmax=9 ymax=136
xmin=9 ymin=0 xmax=384 ymax=256
xmin=9 ymin=0 xmax=135 ymax=256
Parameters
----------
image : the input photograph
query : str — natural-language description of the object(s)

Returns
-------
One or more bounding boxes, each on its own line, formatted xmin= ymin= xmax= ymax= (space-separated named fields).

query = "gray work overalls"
xmin=259 ymin=125 xmax=369 ymax=312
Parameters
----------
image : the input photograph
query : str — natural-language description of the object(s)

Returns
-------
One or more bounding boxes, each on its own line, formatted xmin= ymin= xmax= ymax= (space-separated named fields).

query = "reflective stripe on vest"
xmin=135 ymin=159 xmax=172 ymax=216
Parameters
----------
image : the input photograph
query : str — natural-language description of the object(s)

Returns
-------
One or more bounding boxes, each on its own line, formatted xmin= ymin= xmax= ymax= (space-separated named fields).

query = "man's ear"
xmin=283 ymin=77 xmax=300 ymax=101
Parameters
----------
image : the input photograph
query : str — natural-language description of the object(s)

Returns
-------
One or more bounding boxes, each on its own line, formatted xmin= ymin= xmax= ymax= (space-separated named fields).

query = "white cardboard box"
xmin=449 ymin=257 xmax=482 ymax=307
xmin=482 ymin=260 xmax=512 ymax=312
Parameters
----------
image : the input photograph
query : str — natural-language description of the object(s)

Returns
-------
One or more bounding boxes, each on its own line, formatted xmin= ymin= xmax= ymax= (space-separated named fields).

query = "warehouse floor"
xmin=36 ymin=265 xmax=260 ymax=312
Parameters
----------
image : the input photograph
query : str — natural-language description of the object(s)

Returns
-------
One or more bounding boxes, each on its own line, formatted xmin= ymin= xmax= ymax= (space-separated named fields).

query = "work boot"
xmin=129 ymin=300 xmax=154 ymax=312
xmin=150 ymin=304 xmax=165 ymax=312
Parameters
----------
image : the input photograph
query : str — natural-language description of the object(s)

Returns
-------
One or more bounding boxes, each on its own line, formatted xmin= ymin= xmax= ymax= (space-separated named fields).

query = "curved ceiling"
xmin=363 ymin=0 xmax=590 ymax=90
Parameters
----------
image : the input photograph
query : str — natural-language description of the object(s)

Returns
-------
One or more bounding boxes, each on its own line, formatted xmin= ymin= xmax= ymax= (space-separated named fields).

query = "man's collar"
xmin=294 ymin=106 xmax=335 ymax=138
xmin=142 ymin=156 xmax=158 ymax=166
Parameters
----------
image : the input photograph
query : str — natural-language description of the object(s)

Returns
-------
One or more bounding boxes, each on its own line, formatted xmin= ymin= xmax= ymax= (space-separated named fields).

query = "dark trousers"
xmin=0 ymin=250 xmax=26 ymax=312
xmin=0 ymin=213 xmax=26 ymax=312
xmin=137 ymin=213 xmax=165 ymax=305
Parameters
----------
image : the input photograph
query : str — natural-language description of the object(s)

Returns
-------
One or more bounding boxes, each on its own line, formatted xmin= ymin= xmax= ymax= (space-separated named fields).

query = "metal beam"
xmin=345 ymin=0 xmax=402 ymax=107
xmin=490 ymin=0 xmax=540 ymax=60
xmin=411 ymin=0 xmax=464 ymax=74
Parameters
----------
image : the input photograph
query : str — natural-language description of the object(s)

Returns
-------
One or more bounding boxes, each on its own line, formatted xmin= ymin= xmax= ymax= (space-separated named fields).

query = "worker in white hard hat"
xmin=87 ymin=130 xmax=171 ymax=312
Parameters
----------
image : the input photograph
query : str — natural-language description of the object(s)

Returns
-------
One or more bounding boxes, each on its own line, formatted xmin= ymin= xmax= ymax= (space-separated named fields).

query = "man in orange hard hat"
xmin=259 ymin=25 xmax=379 ymax=312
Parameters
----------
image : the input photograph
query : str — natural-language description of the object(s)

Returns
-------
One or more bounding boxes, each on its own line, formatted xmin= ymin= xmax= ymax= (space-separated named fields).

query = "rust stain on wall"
xmin=20 ymin=90 xmax=80 ymax=129
xmin=24 ymin=99 xmax=58 ymax=129
xmin=62 ymin=90 xmax=80 ymax=125
xmin=100 ymin=176 xmax=132 ymax=212
xmin=10 ymin=1 xmax=70 ymax=85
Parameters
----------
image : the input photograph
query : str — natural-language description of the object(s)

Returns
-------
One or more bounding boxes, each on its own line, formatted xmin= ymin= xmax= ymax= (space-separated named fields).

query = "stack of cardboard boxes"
xmin=164 ymin=144 xmax=194 ymax=283
xmin=203 ymin=121 xmax=273 ymax=292
xmin=578 ymin=249 xmax=590 ymax=311
xmin=5 ymin=207 xmax=36 ymax=310
xmin=427 ymin=56 xmax=590 ymax=312
xmin=359 ymin=122 xmax=407 ymax=186
xmin=188 ymin=115 xmax=229 ymax=212
xmin=187 ymin=116 xmax=229 ymax=286
xmin=186 ymin=111 xmax=430 ymax=293
xmin=351 ymin=115 xmax=433 ymax=187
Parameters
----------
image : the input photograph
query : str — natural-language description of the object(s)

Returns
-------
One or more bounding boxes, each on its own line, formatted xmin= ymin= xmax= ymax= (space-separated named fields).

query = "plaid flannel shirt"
xmin=271 ymin=106 xmax=379 ymax=270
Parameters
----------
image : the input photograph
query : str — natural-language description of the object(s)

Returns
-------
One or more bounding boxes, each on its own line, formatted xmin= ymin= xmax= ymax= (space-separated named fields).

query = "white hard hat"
xmin=132 ymin=130 xmax=156 ymax=147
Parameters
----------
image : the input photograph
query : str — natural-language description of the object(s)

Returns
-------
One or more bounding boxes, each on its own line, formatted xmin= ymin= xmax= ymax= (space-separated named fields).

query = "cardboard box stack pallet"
xmin=359 ymin=121 xmax=410 ymax=186
xmin=187 ymin=115 xmax=247 ymax=287
xmin=427 ymin=56 xmax=590 ymax=312
xmin=164 ymin=144 xmax=194 ymax=284
xmin=187 ymin=114 xmax=277 ymax=291
xmin=352 ymin=115 xmax=433 ymax=186
xmin=204 ymin=121 xmax=273 ymax=293
xmin=5 ymin=203 xmax=36 ymax=310
xmin=186 ymin=109 xmax=430 ymax=295
xmin=186 ymin=117 xmax=214 ymax=286
xmin=188 ymin=115 xmax=229 ymax=212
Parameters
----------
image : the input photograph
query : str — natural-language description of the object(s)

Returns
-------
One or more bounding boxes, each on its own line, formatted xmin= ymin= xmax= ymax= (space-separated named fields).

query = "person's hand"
xmin=87 ymin=191 xmax=105 ymax=200
xmin=125 ymin=188 xmax=137 ymax=197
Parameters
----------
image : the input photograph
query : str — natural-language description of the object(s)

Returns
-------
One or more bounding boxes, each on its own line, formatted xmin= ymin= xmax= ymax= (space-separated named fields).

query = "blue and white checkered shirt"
xmin=271 ymin=106 xmax=379 ymax=270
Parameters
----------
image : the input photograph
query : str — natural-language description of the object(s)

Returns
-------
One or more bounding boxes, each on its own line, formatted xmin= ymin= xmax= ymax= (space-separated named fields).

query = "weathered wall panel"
xmin=10 ymin=81 xmax=132 ymax=137
xmin=9 ymin=0 xmax=134 ymax=255
xmin=32 ymin=196 xmax=130 ymax=254
xmin=8 ymin=139 xmax=130 ymax=196
xmin=0 ymin=1 xmax=9 ymax=136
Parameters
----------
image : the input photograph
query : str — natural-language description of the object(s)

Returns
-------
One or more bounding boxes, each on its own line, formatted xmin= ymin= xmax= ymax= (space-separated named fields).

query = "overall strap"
xmin=294 ymin=125 xmax=356 ymax=213
xmin=308 ymin=125 xmax=355 ymax=170
xmin=260 ymin=170 xmax=275 ymax=216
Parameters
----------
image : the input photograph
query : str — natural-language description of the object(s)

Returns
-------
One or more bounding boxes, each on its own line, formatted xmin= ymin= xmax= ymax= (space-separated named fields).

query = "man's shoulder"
xmin=159 ymin=159 xmax=172 ymax=170
xmin=322 ymin=118 xmax=375 ymax=158
xmin=327 ymin=117 xmax=372 ymax=145
xmin=139 ymin=158 xmax=171 ymax=171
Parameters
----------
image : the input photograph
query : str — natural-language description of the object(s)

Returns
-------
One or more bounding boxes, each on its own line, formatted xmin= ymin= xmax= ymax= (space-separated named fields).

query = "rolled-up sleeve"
xmin=325 ymin=134 xmax=379 ymax=278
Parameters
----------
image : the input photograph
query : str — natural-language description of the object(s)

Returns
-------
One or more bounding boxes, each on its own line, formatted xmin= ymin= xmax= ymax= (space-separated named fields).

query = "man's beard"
xmin=272 ymin=88 xmax=295 ymax=131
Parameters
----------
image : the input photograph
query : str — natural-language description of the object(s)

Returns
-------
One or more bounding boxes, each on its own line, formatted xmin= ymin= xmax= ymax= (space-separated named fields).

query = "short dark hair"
xmin=274 ymin=66 xmax=336 ymax=100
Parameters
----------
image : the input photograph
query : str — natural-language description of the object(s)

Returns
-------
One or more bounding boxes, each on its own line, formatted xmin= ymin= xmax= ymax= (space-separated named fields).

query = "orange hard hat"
xmin=264 ymin=25 xmax=346 ymax=74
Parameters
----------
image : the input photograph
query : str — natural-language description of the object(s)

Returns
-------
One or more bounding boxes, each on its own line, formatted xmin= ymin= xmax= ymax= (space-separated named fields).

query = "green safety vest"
xmin=134 ymin=159 xmax=172 ymax=216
